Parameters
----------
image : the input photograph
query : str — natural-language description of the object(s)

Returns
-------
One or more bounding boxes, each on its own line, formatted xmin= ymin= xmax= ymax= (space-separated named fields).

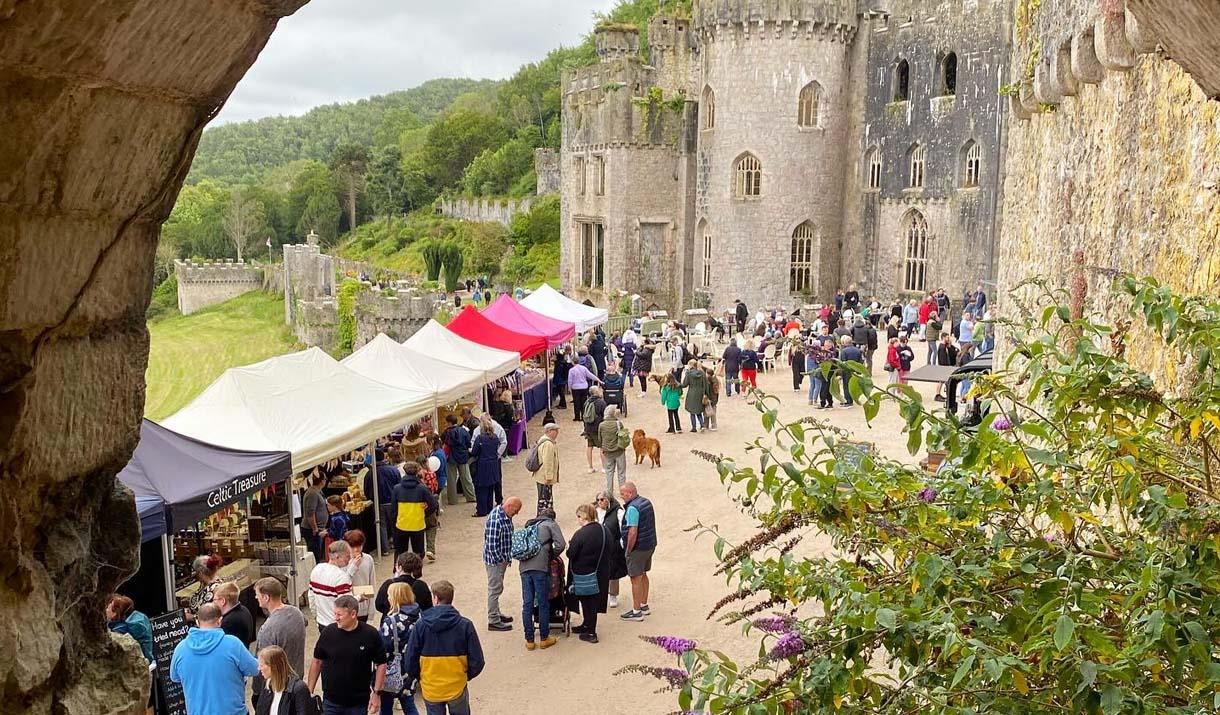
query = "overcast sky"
xmin=216 ymin=0 xmax=618 ymax=124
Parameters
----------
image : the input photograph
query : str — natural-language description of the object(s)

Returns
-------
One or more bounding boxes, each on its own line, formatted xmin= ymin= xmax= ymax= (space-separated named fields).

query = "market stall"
xmin=402 ymin=320 xmax=521 ymax=383
xmin=520 ymin=283 xmax=609 ymax=333
xmin=342 ymin=332 xmax=487 ymax=407
xmin=163 ymin=347 xmax=436 ymax=557
xmin=445 ymin=305 xmax=548 ymax=359
xmin=482 ymin=294 xmax=576 ymax=347
xmin=117 ymin=419 xmax=295 ymax=613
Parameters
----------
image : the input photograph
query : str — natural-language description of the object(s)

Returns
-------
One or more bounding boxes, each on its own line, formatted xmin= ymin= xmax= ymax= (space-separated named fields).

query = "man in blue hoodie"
xmin=170 ymin=603 xmax=259 ymax=715
xmin=406 ymin=580 xmax=485 ymax=715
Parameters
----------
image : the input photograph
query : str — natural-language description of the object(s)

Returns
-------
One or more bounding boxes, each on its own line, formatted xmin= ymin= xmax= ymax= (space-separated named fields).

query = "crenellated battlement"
xmin=692 ymin=0 xmax=858 ymax=38
xmin=173 ymin=259 xmax=262 ymax=315
xmin=595 ymin=23 xmax=640 ymax=63
xmin=648 ymin=14 xmax=694 ymax=52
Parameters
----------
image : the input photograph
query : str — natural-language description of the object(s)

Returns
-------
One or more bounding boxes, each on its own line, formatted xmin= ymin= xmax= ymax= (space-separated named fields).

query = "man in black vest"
xmin=734 ymin=299 xmax=748 ymax=336
xmin=618 ymin=481 xmax=657 ymax=622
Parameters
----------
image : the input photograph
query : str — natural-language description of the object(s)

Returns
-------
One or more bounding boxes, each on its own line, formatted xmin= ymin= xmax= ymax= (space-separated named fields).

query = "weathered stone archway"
xmin=2 ymin=1 xmax=1219 ymax=712
xmin=1 ymin=2 xmax=305 ymax=712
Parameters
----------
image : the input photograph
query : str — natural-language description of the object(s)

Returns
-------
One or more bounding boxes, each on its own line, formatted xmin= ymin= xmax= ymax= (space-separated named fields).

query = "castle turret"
xmin=595 ymin=24 xmax=640 ymax=63
xmin=690 ymin=0 xmax=860 ymax=310
xmin=648 ymin=14 xmax=694 ymax=97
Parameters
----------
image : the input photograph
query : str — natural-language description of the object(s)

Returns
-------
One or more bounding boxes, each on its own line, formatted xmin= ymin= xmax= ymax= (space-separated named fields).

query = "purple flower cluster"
xmin=640 ymin=634 xmax=698 ymax=655
xmin=768 ymin=630 xmax=808 ymax=660
xmin=752 ymin=614 xmax=795 ymax=633
xmin=918 ymin=487 xmax=938 ymax=503
xmin=993 ymin=416 xmax=1014 ymax=431
xmin=655 ymin=667 xmax=691 ymax=689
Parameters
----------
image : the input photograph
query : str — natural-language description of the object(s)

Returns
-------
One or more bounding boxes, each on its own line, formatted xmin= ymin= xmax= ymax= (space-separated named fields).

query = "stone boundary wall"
xmin=438 ymin=197 xmax=533 ymax=226
xmin=174 ymin=259 xmax=262 ymax=315
xmin=294 ymin=298 xmax=338 ymax=352
xmin=535 ymin=148 xmax=561 ymax=195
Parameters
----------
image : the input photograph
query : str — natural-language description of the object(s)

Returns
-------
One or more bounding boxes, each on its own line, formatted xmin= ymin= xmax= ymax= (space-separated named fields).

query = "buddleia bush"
xmin=628 ymin=277 xmax=1220 ymax=715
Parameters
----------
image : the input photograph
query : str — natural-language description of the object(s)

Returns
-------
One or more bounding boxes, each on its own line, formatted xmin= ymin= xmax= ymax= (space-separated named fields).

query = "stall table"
xmin=175 ymin=558 xmax=260 ymax=605
xmin=521 ymin=379 xmax=549 ymax=421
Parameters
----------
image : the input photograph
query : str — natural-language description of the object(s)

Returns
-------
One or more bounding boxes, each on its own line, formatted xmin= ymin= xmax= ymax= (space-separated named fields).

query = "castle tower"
xmin=691 ymin=0 xmax=860 ymax=311
xmin=648 ymin=14 xmax=695 ymax=97
xmin=595 ymin=24 xmax=640 ymax=63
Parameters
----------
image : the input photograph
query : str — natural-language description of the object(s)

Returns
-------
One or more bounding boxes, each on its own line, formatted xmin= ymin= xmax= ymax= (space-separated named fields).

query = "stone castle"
xmin=173 ymin=258 xmax=263 ymax=315
xmin=560 ymin=0 xmax=1011 ymax=313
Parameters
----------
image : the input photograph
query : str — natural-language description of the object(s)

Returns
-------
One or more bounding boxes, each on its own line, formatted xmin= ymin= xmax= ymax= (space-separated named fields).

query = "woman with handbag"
xmin=567 ymin=503 xmax=614 ymax=644
xmin=378 ymin=582 xmax=421 ymax=715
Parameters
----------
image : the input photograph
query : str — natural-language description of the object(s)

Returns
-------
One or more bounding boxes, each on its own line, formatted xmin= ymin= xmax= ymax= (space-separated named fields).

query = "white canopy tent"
xmin=520 ymin=283 xmax=609 ymax=334
xmin=163 ymin=347 xmax=434 ymax=474
xmin=402 ymin=320 xmax=521 ymax=382
xmin=342 ymin=333 xmax=488 ymax=407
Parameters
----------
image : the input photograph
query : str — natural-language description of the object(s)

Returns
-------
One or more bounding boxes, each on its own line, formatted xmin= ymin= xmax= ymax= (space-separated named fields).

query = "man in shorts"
xmin=618 ymin=481 xmax=657 ymax=622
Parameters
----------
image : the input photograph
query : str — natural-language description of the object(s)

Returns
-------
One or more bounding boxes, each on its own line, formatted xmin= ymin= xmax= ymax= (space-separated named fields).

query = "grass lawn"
xmin=144 ymin=291 xmax=298 ymax=421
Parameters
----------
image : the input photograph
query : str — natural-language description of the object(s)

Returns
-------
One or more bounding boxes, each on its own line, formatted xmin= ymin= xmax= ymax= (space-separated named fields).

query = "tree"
xmin=625 ymin=276 xmax=1220 ymax=714
xmin=464 ymin=222 xmax=509 ymax=280
xmin=295 ymin=187 xmax=341 ymax=246
xmin=421 ymin=239 xmax=445 ymax=282
xmin=440 ymin=241 xmax=464 ymax=292
xmin=220 ymin=190 xmax=267 ymax=262
xmin=159 ymin=180 xmax=229 ymax=259
xmin=460 ymin=137 xmax=535 ymax=196
xmin=419 ymin=109 xmax=509 ymax=190
xmin=366 ymin=145 xmax=408 ymax=224
xmin=509 ymin=193 xmax=560 ymax=249
xmin=330 ymin=143 xmax=369 ymax=234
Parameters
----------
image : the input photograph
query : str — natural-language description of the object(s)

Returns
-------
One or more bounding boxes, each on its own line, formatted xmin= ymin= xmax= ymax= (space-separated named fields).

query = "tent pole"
xmin=545 ymin=348 xmax=552 ymax=406
xmin=287 ymin=483 xmax=301 ymax=608
xmin=370 ymin=444 xmax=383 ymax=556
xmin=161 ymin=534 xmax=175 ymax=613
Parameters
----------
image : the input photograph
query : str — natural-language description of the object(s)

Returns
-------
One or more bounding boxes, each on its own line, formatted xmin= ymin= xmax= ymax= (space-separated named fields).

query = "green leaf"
xmin=1078 ymin=660 xmax=1097 ymax=692
xmin=906 ymin=426 xmax=923 ymax=456
xmin=1100 ymin=684 xmax=1123 ymax=715
xmin=876 ymin=607 xmax=897 ymax=630
xmin=1053 ymin=614 xmax=1075 ymax=651
xmin=951 ymin=653 xmax=976 ymax=687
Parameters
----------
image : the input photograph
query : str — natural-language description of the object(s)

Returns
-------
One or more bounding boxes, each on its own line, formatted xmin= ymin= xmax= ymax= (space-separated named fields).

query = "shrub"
xmin=146 ymin=275 xmax=180 ymax=321
xmin=627 ymin=276 xmax=1220 ymax=715
xmin=336 ymin=279 xmax=362 ymax=356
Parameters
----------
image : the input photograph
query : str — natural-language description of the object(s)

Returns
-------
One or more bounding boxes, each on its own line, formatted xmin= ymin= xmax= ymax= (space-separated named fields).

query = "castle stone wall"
xmin=438 ymin=197 xmax=532 ymax=227
xmin=694 ymin=14 xmax=857 ymax=311
xmin=534 ymin=149 xmax=561 ymax=195
xmin=294 ymin=298 xmax=337 ymax=352
xmin=1000 ymin=51 xmax=1220 ymax=382
xmin=283 ymin=243 xmax=335 ymax=325
xmin=174 ymin=259 xmax=262 ymax=315
xmin=850 ymin=0 xmax=1011 ymax=301
xmin=354 ymin=290 xmax=434 ymax=349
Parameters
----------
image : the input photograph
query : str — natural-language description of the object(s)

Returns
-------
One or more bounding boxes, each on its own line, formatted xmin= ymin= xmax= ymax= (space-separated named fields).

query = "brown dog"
xmin=648 ymin=373 xmax=667 ymax=390
xmin=632 ymin=429 xmax=661 ymax=468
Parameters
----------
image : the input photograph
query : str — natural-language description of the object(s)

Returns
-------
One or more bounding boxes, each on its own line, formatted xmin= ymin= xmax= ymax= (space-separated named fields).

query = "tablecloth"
xmin=507 ymin=420 xmax=528 ymax=455
xmin=522 ymin=379 xmax=550 ymax=420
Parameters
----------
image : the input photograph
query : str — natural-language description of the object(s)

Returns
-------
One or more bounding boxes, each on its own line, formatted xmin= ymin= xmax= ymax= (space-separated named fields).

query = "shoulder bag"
xmin=569 ymin=526 xmax=606 ymax=597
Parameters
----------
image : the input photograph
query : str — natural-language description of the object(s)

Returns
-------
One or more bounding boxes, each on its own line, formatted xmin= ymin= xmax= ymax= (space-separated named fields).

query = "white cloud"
xmin=216 ymin=0 xmax=619 ymax=124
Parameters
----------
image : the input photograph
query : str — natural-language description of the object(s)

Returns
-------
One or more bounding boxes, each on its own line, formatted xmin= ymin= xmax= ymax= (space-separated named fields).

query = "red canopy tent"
xmin=446 ymin=305 xmax=548 ymax=360
xmin=482 ymin=294 xmax=576 ymax=348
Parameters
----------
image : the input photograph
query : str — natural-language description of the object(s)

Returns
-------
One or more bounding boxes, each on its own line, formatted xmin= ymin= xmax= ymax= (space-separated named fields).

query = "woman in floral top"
xmin=186 ymin=554 xmax=224 ymax=618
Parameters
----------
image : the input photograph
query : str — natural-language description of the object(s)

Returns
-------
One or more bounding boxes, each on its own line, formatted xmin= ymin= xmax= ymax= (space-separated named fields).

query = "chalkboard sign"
xmin=151 ymin=610 xmax=190 ymax=715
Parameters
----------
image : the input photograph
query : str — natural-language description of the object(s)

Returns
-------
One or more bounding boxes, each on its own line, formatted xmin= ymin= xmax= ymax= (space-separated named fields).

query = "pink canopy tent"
xmin=482 ymin=294 xmax=576 ymax=348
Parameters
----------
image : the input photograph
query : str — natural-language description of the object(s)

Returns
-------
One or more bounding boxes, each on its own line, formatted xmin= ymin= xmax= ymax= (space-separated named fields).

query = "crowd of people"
xmin=110 ymin=283 xmax=993 ymax=715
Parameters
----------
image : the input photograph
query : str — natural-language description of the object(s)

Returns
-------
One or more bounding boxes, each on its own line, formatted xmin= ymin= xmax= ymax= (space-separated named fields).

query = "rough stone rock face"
xmin=0 ymin=1 xmax=307 ymax=713
xmin=1126 ymin=0 xmax=1220 ymax=99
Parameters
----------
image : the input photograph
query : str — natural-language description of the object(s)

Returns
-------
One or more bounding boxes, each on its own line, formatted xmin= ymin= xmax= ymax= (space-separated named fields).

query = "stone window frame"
xmin=865 ymin=146 xmax=882 ymax=191
xmin=790 ymin=222 xmax=817 ymax=294
xmin=700 ymin=221 xmax=713 ymax=288
xmin=893 ymin=58 xmax=911 ymax=103
xmin=797 ymin=81 xmax=823 ymax=129
xmin=961 ymin=140 xmax=981 ymax=188
xmin=593 ymin=155 xmax=606 ymax=196
xmin=939 ymin=52 xmax=958 ymax=96
xmin=701 ymin=85 xmax=716 ymax=131
xmin=734 ymin=152 xmax=763 ymax=199
xmin=577 ymin=219 xmax=605 ymax=289
xmin=575 ymin=156 xmax=586 ymax=196
xmin=902 ymin=210 xmax=930 ymax=293
xmin=907 ymin=144 xmax=926 ymax=189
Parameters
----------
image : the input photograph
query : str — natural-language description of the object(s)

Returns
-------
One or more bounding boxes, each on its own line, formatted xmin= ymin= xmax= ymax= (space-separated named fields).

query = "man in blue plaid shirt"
xmin=483 ymin=496 xmax=522 ymax=631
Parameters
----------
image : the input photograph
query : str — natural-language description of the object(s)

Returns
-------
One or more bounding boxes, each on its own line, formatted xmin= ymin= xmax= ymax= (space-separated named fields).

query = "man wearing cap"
xmin=535 ymin=423 xmax=560 ymax=510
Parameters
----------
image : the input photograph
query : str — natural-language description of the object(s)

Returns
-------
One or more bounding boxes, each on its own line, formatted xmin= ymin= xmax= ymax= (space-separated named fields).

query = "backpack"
xmin=582 ymin=399 xmax=599 ymax=424
xmin=511 ymin=522 xmax=542 ymax=561
xmin=524 ymin=440 xmax=545 ymax=473
xmin=614 ymin=422 xmax=631 ymax=451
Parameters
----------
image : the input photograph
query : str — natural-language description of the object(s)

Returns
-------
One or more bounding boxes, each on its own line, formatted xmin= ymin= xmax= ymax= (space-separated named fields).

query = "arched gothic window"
xmin=702 ymin=86 xmax=716 ymax=130
xmin=941 ymin=52 xmax=958 ymax=95
xmin=962 ymin=140 xmax=981 ymax=187
xmin=790 ymin=223 xmax=816 ymax=294
xmin=865 ymin=147 xmax=881 ymax=190
xmin=902 ymin=211 xmax=929 ymax=293
xmin=908 ymin=144 xmax=926 ymax=189
xmin=735 ymin=153 xmax=762 ymax=197
xmin=700 ymin=222 xmax=713 ymax=288
xmin=894 ymin=59 xmax=910 ymax=102
xmin=798 ymin=82 xmax=822 ymax=128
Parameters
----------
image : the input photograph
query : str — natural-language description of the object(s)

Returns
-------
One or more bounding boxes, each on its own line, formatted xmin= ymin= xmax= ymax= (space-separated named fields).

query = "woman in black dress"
xmin=567 ymin=503 xmax=616 ymax=643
